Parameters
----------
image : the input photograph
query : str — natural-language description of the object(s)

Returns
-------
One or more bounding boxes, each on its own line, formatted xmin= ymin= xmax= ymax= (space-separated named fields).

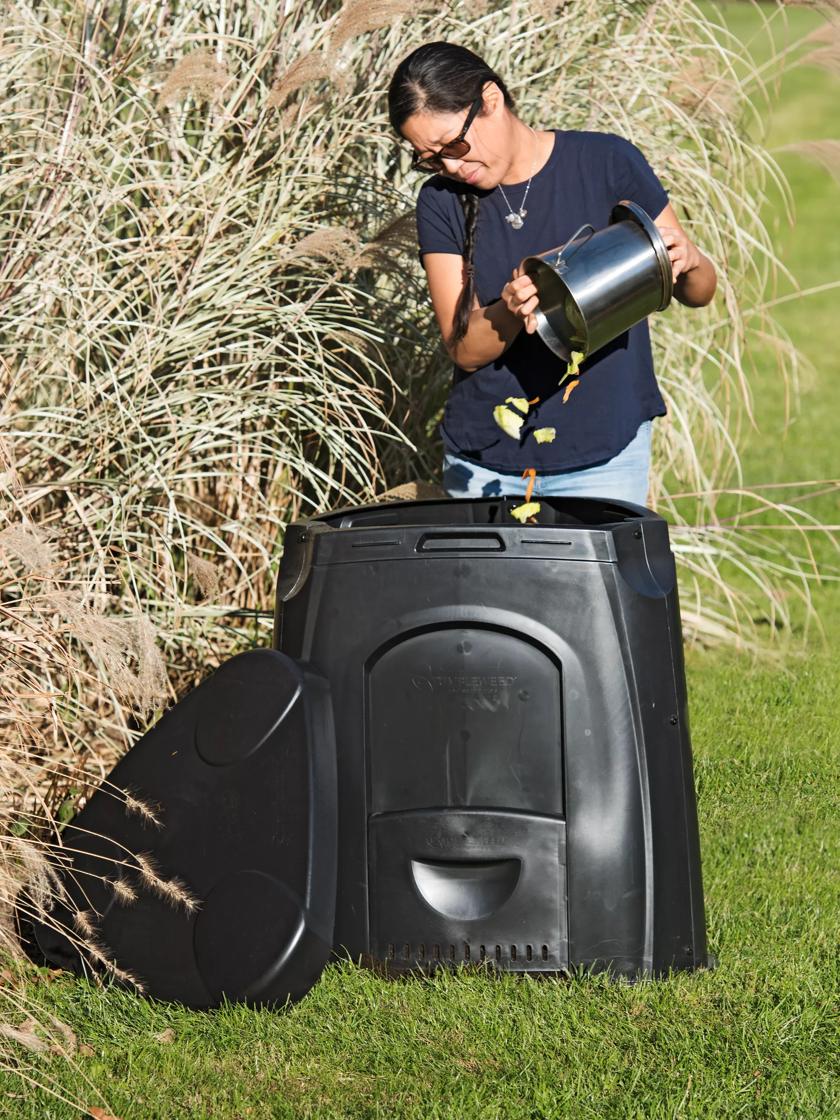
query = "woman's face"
xmin=400 ymin=83 xmax=512 ymax=190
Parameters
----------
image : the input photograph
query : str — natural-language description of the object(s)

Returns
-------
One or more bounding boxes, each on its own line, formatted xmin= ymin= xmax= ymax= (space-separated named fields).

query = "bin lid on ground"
xmin=30 ymin=649 xmax=337 ymax=1009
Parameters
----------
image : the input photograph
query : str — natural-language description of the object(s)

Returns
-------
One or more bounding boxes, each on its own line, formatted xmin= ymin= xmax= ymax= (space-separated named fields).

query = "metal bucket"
xmin=521 ymin=200 xmax=673 ymax=361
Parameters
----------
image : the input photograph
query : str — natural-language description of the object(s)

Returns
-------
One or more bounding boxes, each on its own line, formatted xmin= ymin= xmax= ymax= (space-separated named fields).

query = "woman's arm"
xmin=654 ymin=202 xmax=717 ymax=308
xmin=423 ymin=253 xmax=539 ymax=372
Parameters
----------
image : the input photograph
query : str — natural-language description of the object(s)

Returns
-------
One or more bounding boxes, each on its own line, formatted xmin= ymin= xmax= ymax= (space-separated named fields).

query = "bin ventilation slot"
xmin=521 ymin=538 xmax=573 ymax=547
xmin=410 ymin=857 xmax=521 ymax=920
xmin=351 ymin=539 xmax=401 ymax=549
xmin=385 ymin=941 xmax=554 ymax=963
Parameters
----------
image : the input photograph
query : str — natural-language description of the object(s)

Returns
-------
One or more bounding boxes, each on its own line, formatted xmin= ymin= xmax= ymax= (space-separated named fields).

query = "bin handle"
xmin=417 ymin=532 xmax=505 ymax=553
xmin=557 ymin=223 xmax=596 ymax=265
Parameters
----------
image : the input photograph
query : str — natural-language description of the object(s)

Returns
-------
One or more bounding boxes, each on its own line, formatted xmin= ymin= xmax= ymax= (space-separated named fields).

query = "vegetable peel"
xmin=568 ymin=350 xmax=585 ymax=378
xmin=562 ymin=378 xmax=580 ymax=404
xmin=504 ymin=396 xmax=530 ymax=414
xmin=533 ymin=427 xmax=556 ymax=444
xmin=493 ymin=404 xmax=524 ymax=439
xmin=559 ymin=349 xmax=585 ymax=385
xmin=510 ymin=501 xmax=541 ymax=523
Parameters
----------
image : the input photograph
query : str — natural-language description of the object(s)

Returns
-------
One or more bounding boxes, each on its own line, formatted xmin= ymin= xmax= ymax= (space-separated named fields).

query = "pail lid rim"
xmin=611 ymin=200 xmax=674 ymax=311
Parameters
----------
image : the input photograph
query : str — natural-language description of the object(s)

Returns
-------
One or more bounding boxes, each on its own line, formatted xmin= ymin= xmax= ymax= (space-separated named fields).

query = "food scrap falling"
xmin=492 ymin=404 xmax=523 ymax=439
xmin=509 ymin=469 xmax=539 ymax=524
xmin=492 ymin=395 xmax=530 ymax=439
xmin=563 ymin=350 xmax=585 ymax=382
xmin=509 ymin=502 xmax=541 ymax=523
xmin=491 ymin=350 xmax=586 ymax=523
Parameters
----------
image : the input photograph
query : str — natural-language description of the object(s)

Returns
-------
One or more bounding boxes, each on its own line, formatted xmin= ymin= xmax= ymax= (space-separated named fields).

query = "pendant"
xmin=506 ymin=209 xmax=526 ymax=230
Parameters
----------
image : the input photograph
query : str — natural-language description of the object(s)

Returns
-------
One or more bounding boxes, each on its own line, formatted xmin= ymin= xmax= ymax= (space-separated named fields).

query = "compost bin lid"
xmin=30 ymin=649 xmax=337 ymax=1010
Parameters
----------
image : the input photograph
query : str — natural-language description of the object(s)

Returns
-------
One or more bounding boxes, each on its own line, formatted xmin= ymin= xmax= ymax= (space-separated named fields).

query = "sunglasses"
xmin=410 ymin=94 xmax=484 ymax=174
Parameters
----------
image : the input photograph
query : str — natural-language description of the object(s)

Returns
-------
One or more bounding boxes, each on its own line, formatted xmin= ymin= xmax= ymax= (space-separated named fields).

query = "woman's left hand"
xmin=657 ymin=225 xmax=702 ymax=283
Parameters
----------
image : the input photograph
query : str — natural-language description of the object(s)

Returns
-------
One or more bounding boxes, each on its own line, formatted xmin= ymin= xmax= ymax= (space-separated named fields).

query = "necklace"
xmin=497 ymin=128 xmax=539 ymax=230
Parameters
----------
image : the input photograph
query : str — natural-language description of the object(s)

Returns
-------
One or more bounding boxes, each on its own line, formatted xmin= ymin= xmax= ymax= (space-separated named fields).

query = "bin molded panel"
xmin=367 ymin=626 xmax=563 ymax=816
xmin=369 ymin=809 xmax=567 ymax=973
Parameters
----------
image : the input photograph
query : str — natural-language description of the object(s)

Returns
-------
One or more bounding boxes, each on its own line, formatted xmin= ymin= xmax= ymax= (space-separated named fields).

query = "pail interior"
xmin=523 ymin=259 xmax=587 ymax=359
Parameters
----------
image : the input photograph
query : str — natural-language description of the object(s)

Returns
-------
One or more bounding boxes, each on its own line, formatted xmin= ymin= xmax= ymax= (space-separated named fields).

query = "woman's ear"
xmin=481 ymin=80 xmax=505 ymax=117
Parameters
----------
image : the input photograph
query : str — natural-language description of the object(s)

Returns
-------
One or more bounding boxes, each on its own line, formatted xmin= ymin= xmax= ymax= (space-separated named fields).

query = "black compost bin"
xmin=28 ymin=495 xmax=709 ymax=1006
xmin=275 ymin=495 xmax=708 ymax=978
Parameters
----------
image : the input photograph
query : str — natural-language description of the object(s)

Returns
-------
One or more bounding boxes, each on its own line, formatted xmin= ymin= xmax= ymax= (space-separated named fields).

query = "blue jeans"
xmin=442 ymin=420 xmax=652 ymax=507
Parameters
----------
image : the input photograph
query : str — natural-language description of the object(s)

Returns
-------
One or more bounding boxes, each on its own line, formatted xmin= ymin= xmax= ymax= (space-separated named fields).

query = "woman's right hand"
xmin=501 ymin=266 xmax=539 ymax=334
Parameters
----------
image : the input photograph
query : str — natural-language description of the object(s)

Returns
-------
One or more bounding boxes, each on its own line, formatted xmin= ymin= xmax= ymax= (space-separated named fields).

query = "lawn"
xmin=2 ymin=4 xmax=839 ymax=1118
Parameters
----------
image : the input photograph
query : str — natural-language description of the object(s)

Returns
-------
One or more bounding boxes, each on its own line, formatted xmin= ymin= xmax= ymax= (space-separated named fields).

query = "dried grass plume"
xmin=159 ymin=50 xmax=229 ymax=107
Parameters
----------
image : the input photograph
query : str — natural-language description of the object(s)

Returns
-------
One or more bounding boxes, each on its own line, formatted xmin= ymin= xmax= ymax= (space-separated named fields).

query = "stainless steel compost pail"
xmin=522 ymin=200 xmax=674 ymax=361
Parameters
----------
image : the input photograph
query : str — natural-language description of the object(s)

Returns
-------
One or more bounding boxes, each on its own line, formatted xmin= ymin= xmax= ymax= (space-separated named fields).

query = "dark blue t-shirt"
xmin=416 ymin=130 xmax=669 ymax=472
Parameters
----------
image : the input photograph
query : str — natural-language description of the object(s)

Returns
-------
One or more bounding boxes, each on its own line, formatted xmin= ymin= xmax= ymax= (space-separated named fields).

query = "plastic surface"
xmin=31 ymin=650 xmax=337 ymax=1008
xmin=275 ymin=495 xmax=708 ymax=978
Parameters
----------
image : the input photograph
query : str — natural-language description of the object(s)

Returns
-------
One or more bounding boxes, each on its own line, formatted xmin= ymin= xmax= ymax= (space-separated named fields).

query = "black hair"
xmin=388 ymin=42 xmax=515 ymax=348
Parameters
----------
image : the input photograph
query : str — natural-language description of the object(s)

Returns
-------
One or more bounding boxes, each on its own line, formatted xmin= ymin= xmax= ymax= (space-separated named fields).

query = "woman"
xmin=387 ymin=42 xmax=718 ymax=506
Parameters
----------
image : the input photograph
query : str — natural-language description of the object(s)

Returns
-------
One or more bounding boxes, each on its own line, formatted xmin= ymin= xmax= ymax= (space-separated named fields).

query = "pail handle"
xmin=558 ymin=223 xmax=596 ymax=263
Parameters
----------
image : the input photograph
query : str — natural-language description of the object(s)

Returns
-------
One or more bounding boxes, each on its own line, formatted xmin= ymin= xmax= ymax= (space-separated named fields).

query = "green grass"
xmin=2 ymin=652 xmax=838 ymax=1119
xmin=3 ymin=4 xmax=839 ymax=1117
xmin=672 ymin=2 xmax=840 ymax=639
xmin=721 ymin=3 xmax=840 ymax=495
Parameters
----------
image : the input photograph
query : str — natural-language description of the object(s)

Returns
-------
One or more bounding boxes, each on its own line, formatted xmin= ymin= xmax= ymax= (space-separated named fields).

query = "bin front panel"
xmin=367 ymin=625 xmax=563 ymax=816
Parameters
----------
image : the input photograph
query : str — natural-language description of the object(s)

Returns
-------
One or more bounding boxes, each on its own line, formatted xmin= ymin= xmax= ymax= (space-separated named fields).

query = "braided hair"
xmin=388 ymin=42 xmax=516 ymax=346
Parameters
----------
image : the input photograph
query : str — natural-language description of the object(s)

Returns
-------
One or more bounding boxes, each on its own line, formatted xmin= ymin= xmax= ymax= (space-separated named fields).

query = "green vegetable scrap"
xmin=560 ymin=349 xmax=585 ymax=385
xmin=510 ymin=501 xmax=541 ymax=523
xmin=493 ymin=404 xmax=524 ymax=439
xmin=505 ymin=396 xmax=530 ymax=414
xmin=533 ymin=427 xmax=556 ymax=444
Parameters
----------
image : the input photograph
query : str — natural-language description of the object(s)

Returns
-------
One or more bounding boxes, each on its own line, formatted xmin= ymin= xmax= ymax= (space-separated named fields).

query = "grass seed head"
xmin=268 ymin=53 xmax=331 ymax=107
xmin=134 ymin=853 xmax=200 ymax=914
xmin=186 ymin=554 xmax=220 ymax=601
xmin=72 ymin=909 xmax=96 ymax=938
xmin=158 ymin=50 xmax=229 ymax=107
xmin=288 ymin=227 xmax=363 ymax=268
xmin=784 ymin=139 xmax=840 ymax=185
xmin=121 ymin=790 xmax=162 ymax=828
xmin=110 ymin=877 xmax=138 ymax=905
xmin=330 ymin=0 xmax=418 ymax=50
xmin=0 ymin=523 xmax=57 ymax=575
